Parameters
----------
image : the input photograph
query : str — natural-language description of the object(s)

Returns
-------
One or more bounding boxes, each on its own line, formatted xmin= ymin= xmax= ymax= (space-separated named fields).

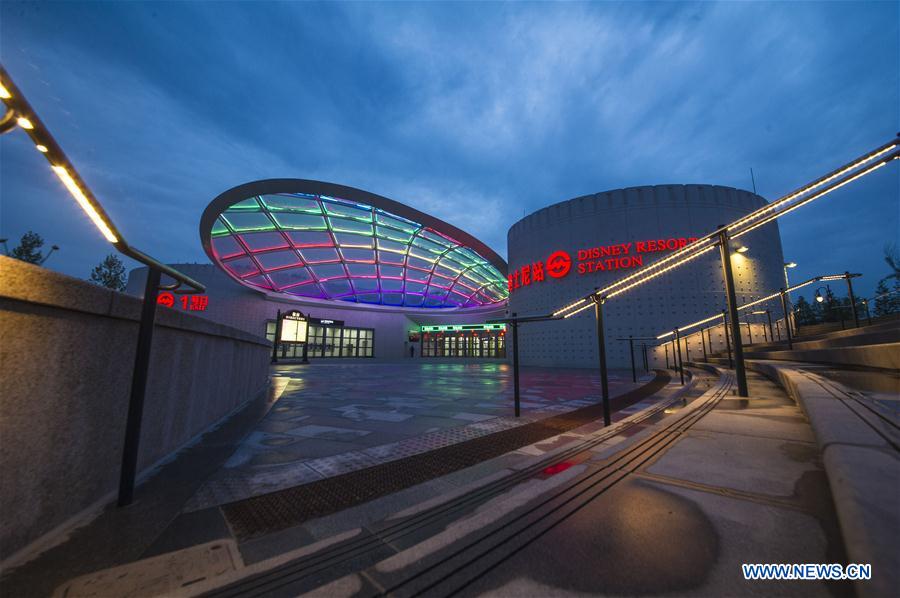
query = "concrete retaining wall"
xmin=0 ymin=256 xmax=271 ymax=563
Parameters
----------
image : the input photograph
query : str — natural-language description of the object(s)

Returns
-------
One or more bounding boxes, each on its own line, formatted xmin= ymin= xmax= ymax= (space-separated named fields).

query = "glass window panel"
xmin=378 ymin=264 xmax=403 ymax=278
xmin=382 ymin=293 xmax=404 ymax=305
xmin=463 ymin=269 xmax=488 ymax=286
xmin=376 ymin=226 xmax=414 ymax=244
xmin=255 ymin=249 xmax=302 ymax=271
xmin=381 ymin=278 xmax=403 ymax=291
xmin=424 ymin=296 xmax=445 ymax=307
xmin=334 ymin=233 xmax=374 ymax=248
xmin=321 ymin=199 xmax=372 ymax=220
xmin=211 ymin=235 xmax=244 ymax=259
xmin=357 ymin=293 xmax=381 ymax=304
xmin=434 ymin=263 xmax=459 ymax=278
xmin=288 ymin=231 xmax=333 ymax=247
xmin=321 ymin=278 xmax=352 ymax=296
xmin=412 ymin=237 xmax=443 ymax=254
xmin=374 ymin=211 xmax=418 ymax=233
xmin=407 ymin=256 xmax=433 ymax=270
xmin=226 ymin=197 xmax=261 ymax=210
xmin=379 ymin=265 xmax=404 ymax=278
xmin=352 ymin=278 xmax=379 ymax=291
xmin=222 ymin=212 xmax=275 ymax=232
xmin=222 ymin=256 xmax=259 ymax=278
xmin=340 ymin=248 xmax=376 ymax=262
xmin=309 ymin=263 xmax=346 ymax=279
xmin=329 ymin=218 xmax=373 ymax=235
xmin=405 ymin=281 xmax=427 ymax=293
xmin=375 ymin=237 xmax=408 ymax=253
xmin=241 ymin=232 xmax=290 ymax=251
xmin=347 ymin=263 xmax=377 ymax=276
xmin=378 ymin=250 xmax=405 ymax=265
xmin=300 ymin=247 xmax=340 ymax=263
xmin=419 ymin=228 xmax=456 ymax=247
xmin=260 ymin=193 xmax=321 ymax=212
xmin=446 ymin=248 xmax=477 ymax=267
xmin=272 ymin=212 xmax=328 ymax=230
xmin=243 ymin=274 xmax=273 ymax=290
xmin=405 ymin=268 xmax=429 ymax=283
xmin=211 ymin=218 xmax=230 ymax=236
xmin=267 ymin=267 xmax=312 ymax=289
xmin=440 ymin=256 xmax=467 ymax=273
xmin=404 ymin=294 xmax=425 ymax=307
xmin=285 ymin=283 xmax=325 ymax=299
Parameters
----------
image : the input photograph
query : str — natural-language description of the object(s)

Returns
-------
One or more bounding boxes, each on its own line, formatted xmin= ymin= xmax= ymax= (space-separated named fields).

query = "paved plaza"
xmin=185 ymin=362 xmax=649 ymax=510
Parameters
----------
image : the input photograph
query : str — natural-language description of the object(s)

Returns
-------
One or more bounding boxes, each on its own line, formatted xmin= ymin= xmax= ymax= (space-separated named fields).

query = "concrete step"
xmin=704 ymin=341 xmax=900 ymax=371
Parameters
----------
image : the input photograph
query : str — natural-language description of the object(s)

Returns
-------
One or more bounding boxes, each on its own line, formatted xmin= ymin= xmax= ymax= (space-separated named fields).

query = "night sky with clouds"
xmin=1 ymin=1 xmax=897 ymax=297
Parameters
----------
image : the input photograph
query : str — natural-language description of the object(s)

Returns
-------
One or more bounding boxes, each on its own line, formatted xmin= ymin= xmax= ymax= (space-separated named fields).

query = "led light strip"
xmin=655 ymin=275 xmax=845 ymax=339
xmin=606 ymin=245 xmax=717 ymax=299
xmin=562 ymin=300 xmax=596 ymax=319
xmin=656 ymin=312 xmax=724 ymax=339
xmin=51 ymin=166 xmax=118 ymax=243
xmin=727 ymin=141 xmax=899 ymax=234
xmin=732 ymin=157 xmax=894 ymax=240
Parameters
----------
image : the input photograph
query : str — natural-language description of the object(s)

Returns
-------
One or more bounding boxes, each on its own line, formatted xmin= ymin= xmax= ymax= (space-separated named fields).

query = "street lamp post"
xmin=593 ymin=297 xmax=611 ymax=426
xmin=718 ymin=230 xmax=749 ymax=397
xmin=861 ymin=299 xmax=872 ymax=326
xmin=844 ymin=271 xmax=860 ymax=329
xmin=784 ymin=262 xmax=797 ymax=333
xmin=674 ymin=328 xmax=684 ymax=386
xmin=780 ymin=290 xmax=794 ymax=350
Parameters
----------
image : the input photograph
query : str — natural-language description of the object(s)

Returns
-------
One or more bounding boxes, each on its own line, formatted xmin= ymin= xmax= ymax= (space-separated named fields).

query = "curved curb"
xmin=745 ymin=360 xmax=899 ymax=598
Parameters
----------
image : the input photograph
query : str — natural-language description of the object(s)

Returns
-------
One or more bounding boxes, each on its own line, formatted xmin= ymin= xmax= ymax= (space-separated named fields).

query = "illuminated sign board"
xmin=280 ymin=310 xmax=308 ymax=343
xmin=420 ymin=323 xmax=506 ymax=332
xmin=509 ymin=237 xmax=698 ymax=292
xmin=157 ymin=292 xmax=209 ymax=311
xmin=310 ymin=317 xmax=344 ymax=327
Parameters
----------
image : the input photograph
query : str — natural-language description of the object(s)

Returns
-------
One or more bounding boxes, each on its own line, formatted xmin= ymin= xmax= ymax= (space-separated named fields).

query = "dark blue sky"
xmin=1 ymin=1 xmax=897 ymax=296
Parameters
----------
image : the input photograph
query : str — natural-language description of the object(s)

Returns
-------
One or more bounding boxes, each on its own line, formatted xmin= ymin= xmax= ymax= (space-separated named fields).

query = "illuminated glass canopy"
xmin=201 ymin=181 xmax=508 ymax=308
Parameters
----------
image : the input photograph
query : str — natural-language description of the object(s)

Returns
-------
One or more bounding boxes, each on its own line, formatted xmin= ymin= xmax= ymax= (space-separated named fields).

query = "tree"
xmin=794 ymin=295 xmax=818 ymax=325
xmin=9 ymin=231 xmax=45 ymax=264
xmin=882 ymin=243 xmax=900 ymax=283
xmin=89 ymin=254 xmax=127 ymax=291
xmin=873 ymin=280 xmax=900 ymax=317
xmin=820 ymin=286 xmax=841 ymax=323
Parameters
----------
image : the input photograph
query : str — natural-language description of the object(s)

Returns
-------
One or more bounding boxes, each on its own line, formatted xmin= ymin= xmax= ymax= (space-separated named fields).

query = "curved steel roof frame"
xmin=200 ymin=179 xmax=509 ymax=309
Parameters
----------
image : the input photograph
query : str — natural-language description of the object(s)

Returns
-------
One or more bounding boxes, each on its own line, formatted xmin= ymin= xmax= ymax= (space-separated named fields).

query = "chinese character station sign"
xmin=157 ymin=292 xmax=209 ymax=311
xmin=280 ymin=310 xmax=308 ymax=343
xmin=509 ymin=237 xmax=698 ymax=292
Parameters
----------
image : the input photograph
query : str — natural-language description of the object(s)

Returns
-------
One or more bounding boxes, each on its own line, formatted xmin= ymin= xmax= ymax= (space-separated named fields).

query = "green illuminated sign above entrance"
xmin=420 ymin=323 xmax=506 ymax=332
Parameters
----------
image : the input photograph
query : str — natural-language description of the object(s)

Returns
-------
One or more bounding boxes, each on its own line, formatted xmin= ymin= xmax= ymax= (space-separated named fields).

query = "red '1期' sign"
xmin=508 ymin=237 xmax=698 ymax=292
xmin=157 ymin=292 xmax=210 ymax=311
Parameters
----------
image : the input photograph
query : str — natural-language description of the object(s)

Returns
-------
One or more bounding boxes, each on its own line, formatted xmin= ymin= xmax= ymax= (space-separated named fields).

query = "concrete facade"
xmin=507 ymin=185 xmax=786 ymax=368
xmin=0 ymin=257 xmax=271 ymax=563
xmin=126 ymin=264 xmax=506 ymax=360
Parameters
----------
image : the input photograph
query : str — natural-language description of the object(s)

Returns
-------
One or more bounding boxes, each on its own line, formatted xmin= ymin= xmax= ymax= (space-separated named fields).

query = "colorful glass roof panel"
xmin=206 ymin=192 xmax=508 ymax=308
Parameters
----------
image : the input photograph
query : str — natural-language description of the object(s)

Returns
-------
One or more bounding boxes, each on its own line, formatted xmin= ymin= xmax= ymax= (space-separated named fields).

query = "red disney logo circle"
xmin=546 ymin=250 xmax=572 ymax=278
xmin=156 ymin=292 xmax=175 ymax=308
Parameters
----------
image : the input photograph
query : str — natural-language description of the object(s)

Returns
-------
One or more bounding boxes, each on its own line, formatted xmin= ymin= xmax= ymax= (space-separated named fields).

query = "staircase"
xmin=703 ymin=319 xmax=900 ymax=371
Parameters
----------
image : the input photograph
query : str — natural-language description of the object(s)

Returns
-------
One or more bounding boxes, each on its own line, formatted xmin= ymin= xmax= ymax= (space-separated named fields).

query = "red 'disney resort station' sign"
xmin=508 ymin=237 xmax=698 ymax=292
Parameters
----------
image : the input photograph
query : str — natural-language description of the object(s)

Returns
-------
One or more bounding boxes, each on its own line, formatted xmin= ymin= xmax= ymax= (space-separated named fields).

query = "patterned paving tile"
xmin=181 ymin=363 xmax=648 ymax=510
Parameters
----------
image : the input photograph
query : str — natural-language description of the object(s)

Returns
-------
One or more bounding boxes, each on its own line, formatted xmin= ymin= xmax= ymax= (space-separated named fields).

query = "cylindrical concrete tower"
xmin=507 ymin=184 xmax=786 ymax=368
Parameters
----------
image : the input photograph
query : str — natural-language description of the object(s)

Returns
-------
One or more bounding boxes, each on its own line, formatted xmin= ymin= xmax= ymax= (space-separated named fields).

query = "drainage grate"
xmin=222 ymin=372 xmax=670 ymax=539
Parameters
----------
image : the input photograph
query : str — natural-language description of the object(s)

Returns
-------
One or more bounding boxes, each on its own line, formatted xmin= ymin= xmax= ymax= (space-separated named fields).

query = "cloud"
xmin=0 ymin=1 xmax=896 ymax=295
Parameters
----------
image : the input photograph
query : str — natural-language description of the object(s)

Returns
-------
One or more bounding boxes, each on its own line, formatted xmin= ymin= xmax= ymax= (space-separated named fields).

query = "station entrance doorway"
xmin=420 ymin=323 xmax=507 ymax=358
